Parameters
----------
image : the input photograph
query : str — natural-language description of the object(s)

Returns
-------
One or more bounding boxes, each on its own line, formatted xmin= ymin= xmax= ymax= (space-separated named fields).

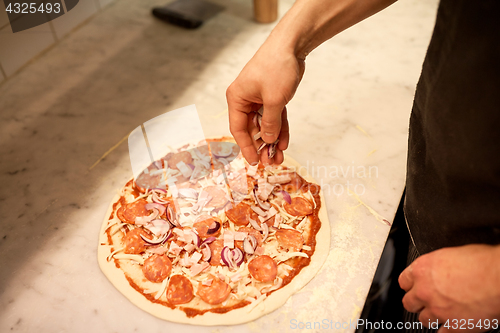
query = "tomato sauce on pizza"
xmin=98 ymin=138 xmax=326 ymax=323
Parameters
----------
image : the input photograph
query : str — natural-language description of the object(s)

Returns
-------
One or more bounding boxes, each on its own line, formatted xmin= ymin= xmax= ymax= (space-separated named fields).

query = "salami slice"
xmin=123 ymin=228 xmax=150 ymax=254
xmin=135 ymin=164 xmax=163 ymax=193
xmin=167 ymin=151 xmax=193 ymax=170
xmin=283 ymin=197 xmax=313 ymax=216
xmin=166 ymin=274 xmax=194 ymax=305
xmin=197 ymin=274 xmax=231 ymax=305
xmin=225 ymin=202 xmax=259 ymax=226
xmin=117 ymin=199 xmax=150 ymax=224
xmin=248 ymin=255 xmax=277 ymax=283
xmin=193 ymin=216 xmax=222 ymax=238
xmin=203 ymin=186 xmax=228 ymax=208
xmin=275 ymin=229 xmax=304 ymax=252
xmin=208 ymin=239 xmax=224 ymax=266
xmin=142 ymin=254 xmax=172 ymax=283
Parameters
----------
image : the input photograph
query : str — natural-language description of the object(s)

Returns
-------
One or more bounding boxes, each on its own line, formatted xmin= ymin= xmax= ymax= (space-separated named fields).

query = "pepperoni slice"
xmin=208 ymin=239 xmax=224 ymax=266
xmin=283 ymin=197 xmax=313 ymax=216
xmin=197 ymin=275 xmax=231 ymax=305
xmin=225 ymin=202 xmax=259 ymax=226
xmin=166 ymin=274 xmax=194 ymax=305
xmin=167 ymin=151 xmax=193 ymax=170
xmin=135 ymin=164 xmax=163 ymax=193
xmin=248 ymin=255 xmax=277 ymax=283
xmin=117 ymin=199 xmax=150 ymax=224
xmin=203 ymin=186 xmax=228 ymax=208
xmin=235 ymin=227 xmax=263 ymax=252
xmin=123 ymin=228 xmax=150 ymax=254
xmin=275 ymin=229 xmax=304 ymax=252
xmin=142 ymin=254 xmax=172 ymax=283
xmin=193 ymin=216 xmax=222 ymax=238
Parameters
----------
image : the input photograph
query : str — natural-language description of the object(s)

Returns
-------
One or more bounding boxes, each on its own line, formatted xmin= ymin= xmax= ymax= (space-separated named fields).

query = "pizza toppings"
xmin=123 ymin=228 xmax=150 ymax=254
xmin=226 ymin=202 xmax=259 ymax=226
xmin=275 ymin=229 xmax=304 ymax=252
xmin=283 ymin=197 xmax=314 ymax=216
xmin=167 ymin=275 xmax=194 ymax=305
xmin=167 ymin=151 xmax=193 ymax=170
xmin=208 ymin=239 xmax=224 ymax=266
xmin=202 ymin=186 xmax=228 ymax=208
xmin=102 ymin=138 xmax=323 ymax=318
xmin=220 ymin=246 xmax=244 ymax=269
xmin=117 ymin=199 xmax=150 ymax=224
xmin=193 ymin=216 xmax=221 ymax=238
xmin=248 ymin=255 xmax=278 ymax=283
xmin=197 ymin=275 xmax=232 ymax=305
xmin=142 ymin=254 xmax=173 ymax=283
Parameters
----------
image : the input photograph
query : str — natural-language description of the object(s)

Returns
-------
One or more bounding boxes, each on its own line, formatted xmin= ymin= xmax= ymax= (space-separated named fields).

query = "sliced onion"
xmin=243 ymin=235 xmax=257 ymax=254
xmin=151 ymin=189 xmax=169 ymax=204
xmin=207 ymin=221 xmax=221 ymax=235
xmin=268 ymin=141 xmax=278 ymax=159
xmin=257 ymin=142 xmax=267 ymax=154
xmin=145 ymin=203 xmax=166 ymax=217
xmin=140 ymin=230 xmax=171 ymax=245
xmin=190 ymin=230 xmax=201 ymax=247
xmin=201 ymin=237 xmax=217 ymax=246
xmin=221 ymin=246 xmax=244 ymax=269
xmin=221 ymin=246 xmax=232 ymax=267
xmin=252 ymin=113 xmax=259 ymax=129
xmin=261 ymin=222 xmax=269 ymax=242
xmin=135 ymin=210 xmax=160 ymax=224
xmin=248 ymin=217 xmax=262 ymax=231
xmin=145 ymin=219 xmax=171 ymax=236
xmin=253 ymin=188 xmax=271 ymax=211
xmin=232 ymin=248 xmax=244 ymax=266
xmin=201 ymin=244 xmax=212 ymax=261
xmin=281 ymin=190 xmax=292 ymax=205
xmin=166 ymin=205 xmax=179 ymax=227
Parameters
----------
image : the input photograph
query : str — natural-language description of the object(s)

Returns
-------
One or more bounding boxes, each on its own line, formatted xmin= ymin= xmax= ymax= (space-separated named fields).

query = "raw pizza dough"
xmin=97 ymin=139 xmax=330 ymax=326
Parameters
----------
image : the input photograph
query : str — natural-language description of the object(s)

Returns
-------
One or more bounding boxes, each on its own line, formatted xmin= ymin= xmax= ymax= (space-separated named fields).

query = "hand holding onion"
xmin=226 ymin=32 xmax=304 ymax=165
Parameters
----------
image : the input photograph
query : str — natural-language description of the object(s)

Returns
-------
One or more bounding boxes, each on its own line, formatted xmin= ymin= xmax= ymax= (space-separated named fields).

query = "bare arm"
xmin=227 ymin=0 xmax=396 ymax=165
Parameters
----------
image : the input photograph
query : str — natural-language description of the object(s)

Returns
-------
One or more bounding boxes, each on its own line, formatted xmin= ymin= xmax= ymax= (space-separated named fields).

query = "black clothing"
xmin=405 ymin=0 xmax=500 ymax=255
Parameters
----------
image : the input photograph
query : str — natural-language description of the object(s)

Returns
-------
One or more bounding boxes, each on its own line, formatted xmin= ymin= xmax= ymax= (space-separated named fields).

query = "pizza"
xmin=97 ymin=137 xmax=330 ymax=325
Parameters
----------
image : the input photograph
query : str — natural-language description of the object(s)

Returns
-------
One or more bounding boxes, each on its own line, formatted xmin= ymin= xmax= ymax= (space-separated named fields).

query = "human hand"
xmin=226 ymin=37 xmax=305 ymax=165
xmin=399 ymin=244 xmax=500 ymax=332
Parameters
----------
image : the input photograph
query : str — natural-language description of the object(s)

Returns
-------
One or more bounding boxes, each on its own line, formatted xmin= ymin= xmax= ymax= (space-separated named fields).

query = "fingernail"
xmin=264 ymin=132 xmax=274 ymax=136
xmin=250 ymin=161 xmax=259 ymax=166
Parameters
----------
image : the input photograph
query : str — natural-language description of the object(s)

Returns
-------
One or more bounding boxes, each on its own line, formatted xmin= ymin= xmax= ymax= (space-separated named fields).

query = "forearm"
xmin=268 ymin=0 xmax=397 ymax=59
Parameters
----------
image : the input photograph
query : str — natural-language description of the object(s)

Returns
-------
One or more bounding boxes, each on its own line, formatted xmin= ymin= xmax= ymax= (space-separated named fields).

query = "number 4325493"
xmin=6 ymin=2 xmax=61 ymax=14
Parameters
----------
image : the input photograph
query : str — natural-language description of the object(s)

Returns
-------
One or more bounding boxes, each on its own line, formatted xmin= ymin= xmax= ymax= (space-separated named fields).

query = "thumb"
xmin=260 ymin=103 xmax=284 ymax=143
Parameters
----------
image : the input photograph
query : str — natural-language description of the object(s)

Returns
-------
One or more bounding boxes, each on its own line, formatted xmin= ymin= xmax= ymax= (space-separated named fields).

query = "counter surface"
xmin=0 ymin=0 xmax=438 ymax=331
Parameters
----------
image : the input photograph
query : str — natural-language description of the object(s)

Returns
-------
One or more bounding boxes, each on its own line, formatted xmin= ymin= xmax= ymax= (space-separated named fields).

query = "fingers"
xmin=399 ymin=264 xmax=414 ymax=292
xmin=402 ymin=290 xmax=425 ymax=313
xmin=419 ymin=309 xmax=440 ymax=328
xmin=260 ymin=103 xmax=285 ymax=143
xmin=277 ymin=107 xmax=290 ymax=152
xmin=227 ymin=88 xmax=259 ymax=165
